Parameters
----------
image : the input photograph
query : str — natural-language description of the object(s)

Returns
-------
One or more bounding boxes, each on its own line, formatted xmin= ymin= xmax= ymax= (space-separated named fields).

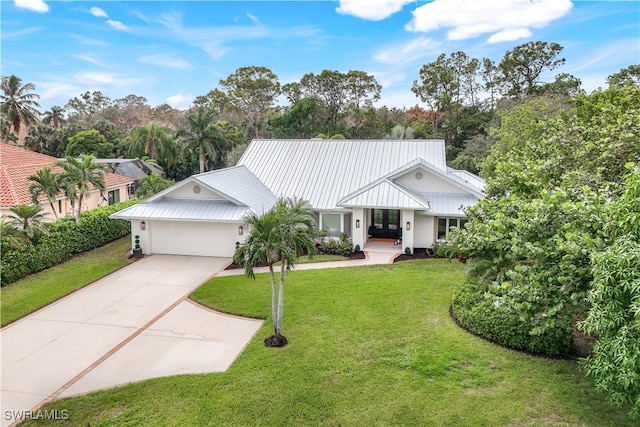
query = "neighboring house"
xmin=111 ymin=139 xmax=485 ymax=257
xmin=96 ymin=158 xmax=166 ymax=195
xmin=0 ymin=144 xmax=134 ymax=220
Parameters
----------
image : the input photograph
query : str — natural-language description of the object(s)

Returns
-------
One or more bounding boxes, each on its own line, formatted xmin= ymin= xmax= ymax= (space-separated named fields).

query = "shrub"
xmin=318 ymin=239 xmax=353 ymax=257
xmin=0 ymin=200 xmax=138 ymax=286
xmin=451 ymin=278 xmax=573 ymax=356
xmin=354 ymin=244 xmax=361 ymax=252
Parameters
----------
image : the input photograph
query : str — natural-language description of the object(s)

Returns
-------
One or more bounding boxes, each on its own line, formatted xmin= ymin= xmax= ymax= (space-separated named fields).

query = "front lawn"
xmin=21 ymin=260 xmax=633 ymax=426
xmin=1 ymin=236 xmax=132 ymax=327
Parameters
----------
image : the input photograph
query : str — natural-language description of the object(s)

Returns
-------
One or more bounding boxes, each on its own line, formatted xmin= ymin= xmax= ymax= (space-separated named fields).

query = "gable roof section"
xmin=337 ymin=158 xmax=484 ymax=210
xmin=237 ymin=139 xmax=448 ymax=210
xmin=337 ymin=178 xmax=429 ymax=209
xmin=0 ymin=144 xmax=132 ymax=208
xmin=112 ymin=165 xmax=276 ymax=222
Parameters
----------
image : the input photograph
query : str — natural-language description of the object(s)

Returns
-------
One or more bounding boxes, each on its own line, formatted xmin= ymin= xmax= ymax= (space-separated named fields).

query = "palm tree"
xmin=28 ymin=167 xmax=61 ymax=220
xmin=234 ymin=197 xmax=316 ymax=347
xmin=179 ymin=106 xmax=226 ymax=174
xmin=42 ymin=106 xmax=65 ymax=128
xmin=2 ymin=204 xmax=49 ymax=242
xmin=135 ymin=173 xmax=174 ymax=198
xmin=56 ymin=155 xmax=107 ymax=219
xmin=126 ymin=123 xmax=178 ymax=167
xmin=1 ymin=75 xmax=41 ymax=141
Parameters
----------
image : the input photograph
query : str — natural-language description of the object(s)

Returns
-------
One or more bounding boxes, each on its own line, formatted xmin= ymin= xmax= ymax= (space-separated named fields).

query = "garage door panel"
xmin=150 ymin=221 xmax=238 ymax=257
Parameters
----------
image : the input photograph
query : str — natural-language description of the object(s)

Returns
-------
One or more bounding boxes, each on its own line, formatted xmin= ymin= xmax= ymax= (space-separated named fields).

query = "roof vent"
xmin=193 ymin=185 xmax=201 ymax=194
xmin=415 ymin=172 xmax=424 ymax=180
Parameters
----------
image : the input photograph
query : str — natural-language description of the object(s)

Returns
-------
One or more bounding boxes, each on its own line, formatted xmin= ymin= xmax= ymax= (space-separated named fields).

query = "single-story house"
xmin=0 ymin=143 xmax=133 ymax=220
xmin=111 ymin=139 xmax=485 ymax=257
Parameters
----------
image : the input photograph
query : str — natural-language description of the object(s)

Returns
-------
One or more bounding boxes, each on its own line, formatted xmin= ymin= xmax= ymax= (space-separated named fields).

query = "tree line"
xmin=5 ymin=41 xmax=637 ymax=180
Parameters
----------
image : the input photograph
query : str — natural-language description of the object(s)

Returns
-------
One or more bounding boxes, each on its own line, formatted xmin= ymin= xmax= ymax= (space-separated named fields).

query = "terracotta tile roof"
xmin=0 ymin=144 xmax=133 ymax=208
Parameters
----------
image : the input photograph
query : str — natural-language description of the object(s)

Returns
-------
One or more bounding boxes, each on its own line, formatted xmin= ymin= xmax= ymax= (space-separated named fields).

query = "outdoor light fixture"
xmin=406 ymin=221 xmax=411 ymax=231
xmin=356 ymin=219 xmax=360 ymax=228
xmin=238 ymin=225 xmax=244 ymax=235
xmin=140 ymin=221 xmax=146 ymax=230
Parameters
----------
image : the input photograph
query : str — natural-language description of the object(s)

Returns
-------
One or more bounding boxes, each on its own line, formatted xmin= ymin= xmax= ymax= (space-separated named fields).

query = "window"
xmin=372 ymin=209 xmax=383 ymax=229
xmin=321 ymin=213 xmax=341 ymax=238
xmin=108 ymin=189 xmax=120 ymax=205
xmin=437 ymin=217 xmax=468 ymax=240
xmin=387 ymin=210 xmax=399 ymax=230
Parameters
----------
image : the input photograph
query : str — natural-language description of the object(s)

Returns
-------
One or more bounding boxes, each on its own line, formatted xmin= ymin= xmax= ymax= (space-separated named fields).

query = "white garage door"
xmin=150 ymin=220 xmax=239 ymax=257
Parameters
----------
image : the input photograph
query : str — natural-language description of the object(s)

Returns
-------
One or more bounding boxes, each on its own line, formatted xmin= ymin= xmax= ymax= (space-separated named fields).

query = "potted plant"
xmin=132 ymin=235 xmax=143 ymax=258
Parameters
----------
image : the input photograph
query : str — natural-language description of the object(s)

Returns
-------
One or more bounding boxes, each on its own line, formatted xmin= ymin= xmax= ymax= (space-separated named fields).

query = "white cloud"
xmin=90 ymin=7 xmax=108 ymax=18
xmin=139 ymin=54 xmax=192 ymax=70
xmin=487 ymin=28 xmax=533 ymax=44
xmin=336 ymin=0 xmax=414 ymax=21
xmin=406 ymin=0 xmax=573 ymax=43
xmin=166 ymin=93 xmax=194 ymax=109
xmin=107 ymin=20 xmax=129 ymax=31
xmin=75 ymin=71 xmax=114 ymax=84
xmin=247 ymin=12 xmax=260 ymax=25
xmin=14 ymin=0 xmax=48 ymax=13
xmin=74 ymin=55 xmax=104 ymax=66
xmin=374 ymin=37 xmax=441 ymax=65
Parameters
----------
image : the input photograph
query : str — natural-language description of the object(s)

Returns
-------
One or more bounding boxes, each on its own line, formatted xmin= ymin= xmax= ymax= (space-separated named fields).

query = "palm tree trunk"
xmin=268 ymin=264 xmax=278 ymax=336
xmin=199 ymin=146 xmax=205 ymax=173
xmin=276 ymin=257 xmax=285 ymax=337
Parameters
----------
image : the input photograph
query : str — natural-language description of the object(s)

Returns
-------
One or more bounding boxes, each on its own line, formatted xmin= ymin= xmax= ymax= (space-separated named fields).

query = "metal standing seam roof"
xmin=110 ymin=199 xmax=250 ymax=222
xmin=237 ymin=139 xmax=449 ymax=210
xmin=111 ymin=165 xmax=276 ymax=221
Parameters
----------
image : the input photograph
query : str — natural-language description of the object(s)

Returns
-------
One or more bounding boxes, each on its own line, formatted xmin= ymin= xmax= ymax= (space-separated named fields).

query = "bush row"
xmin=1 ymin=200 xmax=137 ymax=286
xmin=451 ymin=278 xmax=573 ymax=356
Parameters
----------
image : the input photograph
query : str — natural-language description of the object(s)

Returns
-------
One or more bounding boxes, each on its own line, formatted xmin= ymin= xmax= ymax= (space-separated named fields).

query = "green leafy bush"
xmin=1 ymin=200 xmax=137 ymax=286
xmin=317 ymin=239 xmax=353 ymax=257
xmin=452 ymin=278 xmax=572 ymax=355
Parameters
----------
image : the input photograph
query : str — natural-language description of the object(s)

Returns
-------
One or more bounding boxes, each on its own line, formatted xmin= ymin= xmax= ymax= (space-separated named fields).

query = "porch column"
xmin=351 ymin=208 xmax=365 ymax=250
xmin=401 ymin=209 xmax=415 ymax=254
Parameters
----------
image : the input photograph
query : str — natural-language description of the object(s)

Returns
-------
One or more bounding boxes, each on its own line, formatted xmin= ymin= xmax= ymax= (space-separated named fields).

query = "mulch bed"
xmin=393 ymin=248 xmax=438 ymax=262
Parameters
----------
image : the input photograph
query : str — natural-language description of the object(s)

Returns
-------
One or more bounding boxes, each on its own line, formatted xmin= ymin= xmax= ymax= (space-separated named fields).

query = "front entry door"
xmin=370 ymin=209 xmax=401 ymax=239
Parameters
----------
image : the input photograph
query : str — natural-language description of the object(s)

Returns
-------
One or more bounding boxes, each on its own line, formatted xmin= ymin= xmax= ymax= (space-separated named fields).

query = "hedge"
xmin=451 ymin=278 xmax=573 ymax=356
xmin=1 ymin=200 xmax=138 ymax=286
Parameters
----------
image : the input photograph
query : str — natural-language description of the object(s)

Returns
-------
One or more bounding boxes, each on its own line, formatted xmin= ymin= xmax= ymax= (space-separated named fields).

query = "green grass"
xmin=1 ymin=236 xmax=132 ymax=327
xmin=21 ymin=260 xmax=634 ymax=426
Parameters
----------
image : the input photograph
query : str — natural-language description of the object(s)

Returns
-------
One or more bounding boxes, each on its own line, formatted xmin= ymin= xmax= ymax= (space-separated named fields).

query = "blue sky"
xmin=2 ymin=0 xmax=639 ymax=111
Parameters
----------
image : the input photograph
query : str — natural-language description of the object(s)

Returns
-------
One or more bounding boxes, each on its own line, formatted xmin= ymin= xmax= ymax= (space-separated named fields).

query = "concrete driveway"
xmin=0 ymin=255 xmax=263 ymax=426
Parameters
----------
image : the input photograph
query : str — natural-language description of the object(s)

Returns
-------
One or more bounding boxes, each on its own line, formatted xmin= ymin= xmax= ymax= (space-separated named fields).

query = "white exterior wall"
xmin=401 ymin=209 xmax=415 ymax=254
xmin=414 ymin=215 xmax=435 ymax=248
xmin=148 ymin=220 xmax=243 ymax=257
xmin=166 ymin=182 xmax=225 ymax=199
xmin=395 ymin=168 xmax=467 ymax=194
xmin=131 ymin=219 xmax=152 ymax=255
xmin=351 ymin=208 xmax=365 ymax=249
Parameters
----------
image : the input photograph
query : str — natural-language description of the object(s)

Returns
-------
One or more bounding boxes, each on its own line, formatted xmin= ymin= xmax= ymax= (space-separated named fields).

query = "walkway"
xmin=0 ymin=255 xmax=262 ymax=427
xmin=0 ymin=244 xmax=400 ymax=426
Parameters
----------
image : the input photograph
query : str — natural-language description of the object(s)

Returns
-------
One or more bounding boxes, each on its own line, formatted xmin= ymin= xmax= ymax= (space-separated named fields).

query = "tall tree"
xmin=126 ymin=123 xmax=178 ymax=167
xmin=234 ymin=197 xmax=316 ymax=347
xmin=65 ymin=129 xmax=115 ymax=158
xmin=607 ymin=64 xmax=640 ymax=88
xmin=42 ymin=106 xmax=66 ymax=128
xmin=218 ymin=66 xmax=281 ymax=137
xmin=497 ymin=41 xmax=566 ymax=97
xmin=56 ymin=155 xmax=107 ymax=219
xmin=289 ymin=70 xmax=381 ymax=134
xmin=1 ymin=75 xmax=41 ymax=141
xmin=28 ymin=167 xmax=61 ymax=220
xmin=179 ymin=106 xmax=226 ymax=174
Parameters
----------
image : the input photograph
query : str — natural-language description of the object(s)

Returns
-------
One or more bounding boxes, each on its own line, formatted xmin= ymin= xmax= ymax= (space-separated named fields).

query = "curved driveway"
xmin=0 ymin=255 xmax=263 ymax=427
